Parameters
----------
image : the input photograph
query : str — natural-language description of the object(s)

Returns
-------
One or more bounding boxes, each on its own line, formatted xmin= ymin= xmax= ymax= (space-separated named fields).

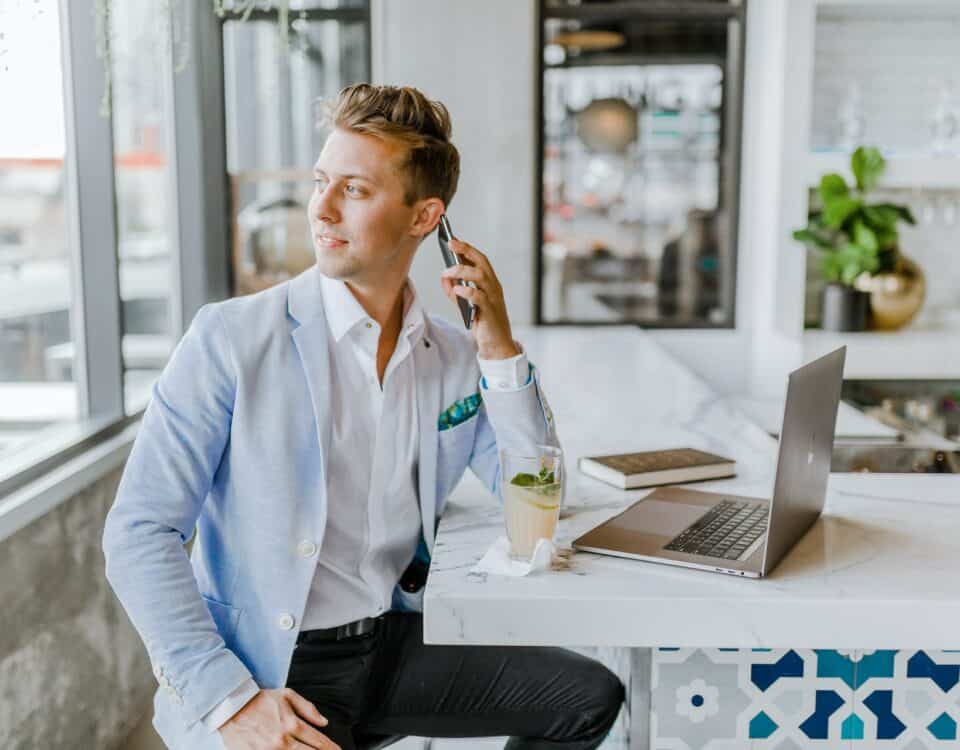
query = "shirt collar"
xmin=319 ymin=273 xmax=425 ymax=345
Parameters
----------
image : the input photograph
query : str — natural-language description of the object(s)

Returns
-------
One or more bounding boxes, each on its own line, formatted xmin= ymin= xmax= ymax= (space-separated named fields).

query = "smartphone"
xmin=438 ymin=215 xmax=476 ymax=329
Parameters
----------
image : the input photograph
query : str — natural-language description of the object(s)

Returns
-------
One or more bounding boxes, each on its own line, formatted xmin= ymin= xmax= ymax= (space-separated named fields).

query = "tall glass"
xmin=500 ymin=446 xmax=564 ymax=561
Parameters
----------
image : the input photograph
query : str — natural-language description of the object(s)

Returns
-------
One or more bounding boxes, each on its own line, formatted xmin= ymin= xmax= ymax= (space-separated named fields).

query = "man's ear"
xmin=410 ymin=197 xmax=446 ymax=239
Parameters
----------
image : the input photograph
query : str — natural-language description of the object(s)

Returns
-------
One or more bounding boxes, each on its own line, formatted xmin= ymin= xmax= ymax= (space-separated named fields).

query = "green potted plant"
xmin=793 ymin=146 xmax=917 ymax=331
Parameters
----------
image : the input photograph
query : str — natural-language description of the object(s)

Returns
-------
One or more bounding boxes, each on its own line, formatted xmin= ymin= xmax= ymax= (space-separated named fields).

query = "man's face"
xmin=308 ymin=127 xmax=425 ymax=285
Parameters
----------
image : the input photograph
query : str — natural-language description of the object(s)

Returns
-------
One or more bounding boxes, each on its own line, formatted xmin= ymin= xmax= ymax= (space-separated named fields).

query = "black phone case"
xmin=438 ymin=216 xmax=475 ymax=329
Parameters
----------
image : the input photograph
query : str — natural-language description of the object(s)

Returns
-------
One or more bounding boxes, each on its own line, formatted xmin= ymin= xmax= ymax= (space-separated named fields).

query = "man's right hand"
xmin=218 ymin=687 xmax=341 ymax=750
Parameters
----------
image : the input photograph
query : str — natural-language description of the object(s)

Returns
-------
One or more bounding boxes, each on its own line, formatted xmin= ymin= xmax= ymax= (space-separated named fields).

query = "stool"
xmin=354 ymin=733 xmax=433 ymax=750
xmin=354 ymin=733 xmax=403 ymax=750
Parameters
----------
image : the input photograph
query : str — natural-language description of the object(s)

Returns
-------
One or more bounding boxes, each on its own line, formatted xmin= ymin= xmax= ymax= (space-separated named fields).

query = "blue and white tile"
xmin=651 ymin=649 xmax=856 ymax=750
xmin=650 ymin=649 xmax=960 ymax=750
xmin=652 ymin=648 xmax=751 ymax=750
xmin=848 ymin=650 xmax=960 ymax=748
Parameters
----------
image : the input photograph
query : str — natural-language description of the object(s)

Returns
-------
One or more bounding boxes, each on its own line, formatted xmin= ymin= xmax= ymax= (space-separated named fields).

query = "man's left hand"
xmin=440 ymin=239 xmax=520 ymax=360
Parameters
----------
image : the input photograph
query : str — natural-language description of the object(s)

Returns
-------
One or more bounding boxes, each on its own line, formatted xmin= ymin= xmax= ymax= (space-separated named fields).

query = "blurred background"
xmin=2 ymin=1 xmax=960 ymax=748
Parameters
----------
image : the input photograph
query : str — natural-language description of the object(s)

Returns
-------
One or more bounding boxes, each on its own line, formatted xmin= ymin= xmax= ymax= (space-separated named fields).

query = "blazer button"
xmin=277 ymin=613 xmax=295 ymax=630
xmin=297 ymin=540 xmax=317 ymax=558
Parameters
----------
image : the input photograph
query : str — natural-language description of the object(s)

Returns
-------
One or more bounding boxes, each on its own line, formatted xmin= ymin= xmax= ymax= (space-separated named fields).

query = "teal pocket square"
xmin=438 ymin=392 xmax=482 ymax=431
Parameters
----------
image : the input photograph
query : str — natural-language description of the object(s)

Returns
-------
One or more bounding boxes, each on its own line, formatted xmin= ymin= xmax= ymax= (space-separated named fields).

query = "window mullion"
xmin=58 ymin=0 xmax=124 ymax=421
xmin=168 ymin=1 xmax=231 ymax=338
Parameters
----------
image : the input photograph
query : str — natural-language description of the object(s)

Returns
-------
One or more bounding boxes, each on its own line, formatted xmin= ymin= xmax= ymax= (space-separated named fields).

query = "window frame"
xmin=1 ymin=2 xmax=372 ymax=509
xmin=535 ymin=0 xmax=748 ymax=329
xmin=0 ymin=0 xmax=230 ymax=505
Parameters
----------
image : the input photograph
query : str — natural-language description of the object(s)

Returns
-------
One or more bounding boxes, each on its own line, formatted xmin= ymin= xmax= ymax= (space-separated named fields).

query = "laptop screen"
xmin=761 ymin=346 xmax=846 ymax=575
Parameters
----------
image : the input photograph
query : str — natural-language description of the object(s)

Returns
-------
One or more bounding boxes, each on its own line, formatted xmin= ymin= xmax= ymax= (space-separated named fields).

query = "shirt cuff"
xmin=201 ymin=677 xmax=260 ymax=734
xmin=478 ymin=350 xmax=530 ymax=390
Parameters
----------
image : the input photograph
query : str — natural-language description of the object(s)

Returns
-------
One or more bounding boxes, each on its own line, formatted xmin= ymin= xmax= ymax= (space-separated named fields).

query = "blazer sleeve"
xmin=468 ymin=360 xmax=562 ymax=503
xmin=102 ymin=303 xmax=254 ymax=728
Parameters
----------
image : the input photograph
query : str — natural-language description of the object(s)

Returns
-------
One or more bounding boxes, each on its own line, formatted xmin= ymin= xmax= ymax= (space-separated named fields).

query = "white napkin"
xmin=471 ymin=535 xmax=555 ymax=577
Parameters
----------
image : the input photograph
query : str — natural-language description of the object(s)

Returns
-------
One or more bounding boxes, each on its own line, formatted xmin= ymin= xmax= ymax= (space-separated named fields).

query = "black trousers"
xmin=285 ymin=612 xmax=625 ymax=750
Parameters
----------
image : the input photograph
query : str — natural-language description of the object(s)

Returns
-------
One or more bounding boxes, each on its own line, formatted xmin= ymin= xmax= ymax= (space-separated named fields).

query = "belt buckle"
xmin=337 ymin=617 xmax=375 ymax=640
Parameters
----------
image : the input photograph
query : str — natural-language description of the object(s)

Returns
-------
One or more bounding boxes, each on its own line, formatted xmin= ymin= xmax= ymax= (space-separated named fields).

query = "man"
xmin=103 ymin=84 xmax=624 ymax=750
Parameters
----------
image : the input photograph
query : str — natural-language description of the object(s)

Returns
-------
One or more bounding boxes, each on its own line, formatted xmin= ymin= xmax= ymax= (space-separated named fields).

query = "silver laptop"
xmin=572 ymin=346 xmax=846 ymax=578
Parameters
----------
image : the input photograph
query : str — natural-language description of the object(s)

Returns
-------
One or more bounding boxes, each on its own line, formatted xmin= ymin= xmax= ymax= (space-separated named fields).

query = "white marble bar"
xmin=423 ymin=327 xmax=960 ymax=650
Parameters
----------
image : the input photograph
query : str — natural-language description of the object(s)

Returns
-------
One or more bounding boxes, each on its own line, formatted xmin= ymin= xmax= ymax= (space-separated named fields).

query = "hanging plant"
xmin=94 ymin=0 xmax=113 ymax=117
xmin=170 ymin=0 xmax=192 ymax=74
xmin=213 ymin=0 xmax=301 ymax=51
xmin=94 ymin=0 xmax=299 ymax=118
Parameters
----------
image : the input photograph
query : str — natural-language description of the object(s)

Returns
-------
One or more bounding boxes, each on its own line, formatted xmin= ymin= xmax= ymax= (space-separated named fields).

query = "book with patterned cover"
xmin=578 ymin=448 xmax=735 ymax=489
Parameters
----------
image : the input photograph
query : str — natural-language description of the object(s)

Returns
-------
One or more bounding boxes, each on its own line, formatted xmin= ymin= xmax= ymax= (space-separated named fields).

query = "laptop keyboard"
xmin=663 ymin=499 xmax=769 ymax=561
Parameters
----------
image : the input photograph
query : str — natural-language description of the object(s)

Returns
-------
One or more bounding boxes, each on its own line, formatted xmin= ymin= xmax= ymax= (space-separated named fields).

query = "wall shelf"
xmin=806 ymin=152 xmax=960 ymax=191
xmin=816 ymin=0 xmax=959 ymax=16
xmin=803 ymin=327 xmax=960 ymax=379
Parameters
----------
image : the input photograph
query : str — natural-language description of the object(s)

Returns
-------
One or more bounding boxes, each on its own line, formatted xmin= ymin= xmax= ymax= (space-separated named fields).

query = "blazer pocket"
xmin=201 ymin=594 xmax=242 ymax=642
xmin=438 ymin=392 xmax=482 ymax=432
xmin=438 ymin=412 xmax=478 ymax=444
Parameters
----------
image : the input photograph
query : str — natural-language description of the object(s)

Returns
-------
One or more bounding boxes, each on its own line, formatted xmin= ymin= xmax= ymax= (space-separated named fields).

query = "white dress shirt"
xmin=203 ymin=275 xmax=528 ymax=733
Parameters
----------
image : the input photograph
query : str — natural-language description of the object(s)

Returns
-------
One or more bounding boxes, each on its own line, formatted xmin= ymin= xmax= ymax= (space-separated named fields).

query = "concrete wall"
xmin=0 ymin=453 xmax=628 ymax=749
xmin=0 ymin=467 xmax=153 ymax=749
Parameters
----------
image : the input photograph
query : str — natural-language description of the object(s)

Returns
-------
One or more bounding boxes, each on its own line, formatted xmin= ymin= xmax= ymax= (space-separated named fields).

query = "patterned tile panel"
xmin=651 ymin=649 xmax=960 ymax=750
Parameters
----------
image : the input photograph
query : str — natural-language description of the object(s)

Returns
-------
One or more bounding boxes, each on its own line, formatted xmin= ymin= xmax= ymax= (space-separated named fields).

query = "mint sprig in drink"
xmin=501 ymin=448 xmax=563 ymax=560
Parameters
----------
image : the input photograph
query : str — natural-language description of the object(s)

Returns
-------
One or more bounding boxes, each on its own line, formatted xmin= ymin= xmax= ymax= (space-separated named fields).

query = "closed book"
xmin=578 ymin=448 xmax=736 ymax=489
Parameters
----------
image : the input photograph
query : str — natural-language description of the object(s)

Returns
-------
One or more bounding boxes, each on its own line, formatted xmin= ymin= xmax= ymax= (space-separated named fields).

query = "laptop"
xmin=572 ymin=346 xmax=846 ymax=578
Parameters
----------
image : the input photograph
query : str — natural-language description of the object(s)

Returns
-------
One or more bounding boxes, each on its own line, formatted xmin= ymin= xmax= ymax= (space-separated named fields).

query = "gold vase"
xmin=856 ymin=252 xmax=926 ymax=330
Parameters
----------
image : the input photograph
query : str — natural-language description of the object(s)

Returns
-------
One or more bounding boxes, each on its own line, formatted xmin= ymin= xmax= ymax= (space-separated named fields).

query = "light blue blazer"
xmin=102 ymin=266 xmax=559 ymax=750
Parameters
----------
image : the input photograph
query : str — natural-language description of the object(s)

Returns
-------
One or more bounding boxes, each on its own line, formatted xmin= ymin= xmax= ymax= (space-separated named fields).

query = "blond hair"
xmin=320 ymin=84 xmax=460 ymax=208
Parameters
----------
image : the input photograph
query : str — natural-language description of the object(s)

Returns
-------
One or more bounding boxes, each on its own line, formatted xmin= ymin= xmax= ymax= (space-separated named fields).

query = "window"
xmin=0 ymin=3 xmax=76 ymax=462
xmin=0 ymin=1 xmax=194 ymax=500
xmin=220 ymin=2 xmax=370 ymax=295
xmin=0 ymin=1 xmax=365 ymax=500
xmin=538 ymin=0 xmax=745 ymax=327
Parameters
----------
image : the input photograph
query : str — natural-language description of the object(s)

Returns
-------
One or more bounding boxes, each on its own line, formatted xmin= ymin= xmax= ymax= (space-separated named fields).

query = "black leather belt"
xmin=297 ymin=615 xmax=382 ymax=644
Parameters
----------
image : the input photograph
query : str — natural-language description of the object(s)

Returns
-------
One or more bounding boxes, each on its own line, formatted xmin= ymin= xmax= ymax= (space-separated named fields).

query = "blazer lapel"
xmin=288 ymin=267 xmax=333 ymax=518
xmin=414 ymin=321 xmax=442 ymax=552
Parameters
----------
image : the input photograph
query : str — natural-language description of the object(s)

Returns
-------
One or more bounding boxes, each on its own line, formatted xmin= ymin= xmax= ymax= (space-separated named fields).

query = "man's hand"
xmin=219 ymin=687 xmax=340 ymax=750
xmin=440 ymin=239 xmax=521 ymax=360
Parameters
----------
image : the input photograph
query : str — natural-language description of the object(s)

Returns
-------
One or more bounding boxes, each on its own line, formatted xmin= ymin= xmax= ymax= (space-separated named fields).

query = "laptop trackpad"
xmin=616 ymin=500 xmax=707 ymax=538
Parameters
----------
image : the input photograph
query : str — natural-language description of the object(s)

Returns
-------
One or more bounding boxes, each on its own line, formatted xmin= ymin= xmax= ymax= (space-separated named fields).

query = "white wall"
xmin=373 ymin=0 xmax=539 ymax=331
xmin=371 ymin=0 xmax=814 ymax=397
xmin=811 ymin=4 xmax=960 ymax=154
xmin=738 ymin=0 xmax=816 ymax=395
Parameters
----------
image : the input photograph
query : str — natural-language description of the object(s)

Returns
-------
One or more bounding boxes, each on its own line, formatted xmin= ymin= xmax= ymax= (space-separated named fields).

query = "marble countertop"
xmin=423 ymin=327 xmax=960 ymax=650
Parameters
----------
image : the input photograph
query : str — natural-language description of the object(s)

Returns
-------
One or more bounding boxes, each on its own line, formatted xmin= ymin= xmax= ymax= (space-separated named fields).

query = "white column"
xmin=739 ymin=0 xmax=817 ymax=395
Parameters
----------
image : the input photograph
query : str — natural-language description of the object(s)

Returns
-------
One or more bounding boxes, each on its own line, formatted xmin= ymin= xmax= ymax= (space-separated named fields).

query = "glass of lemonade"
xmin=501 ymin=445 xmax=564 ymax=561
